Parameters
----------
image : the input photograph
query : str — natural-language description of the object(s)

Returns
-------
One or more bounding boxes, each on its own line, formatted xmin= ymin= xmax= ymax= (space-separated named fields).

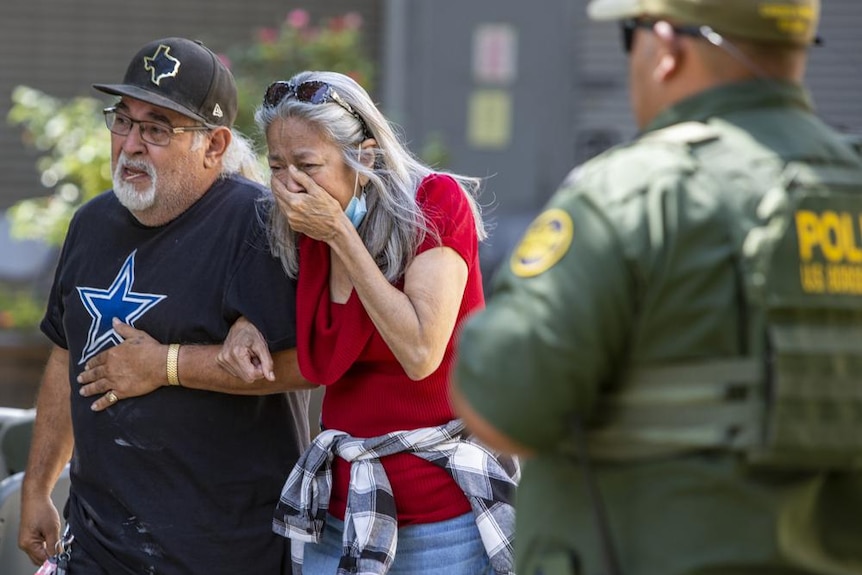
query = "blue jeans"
xmin=301 ymin=512 xmax=491 ymax=574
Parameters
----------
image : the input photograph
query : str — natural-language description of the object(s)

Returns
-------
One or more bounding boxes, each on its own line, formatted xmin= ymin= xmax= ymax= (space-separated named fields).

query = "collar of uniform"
xmin=642 ymin=79 xmax=814 ymax=135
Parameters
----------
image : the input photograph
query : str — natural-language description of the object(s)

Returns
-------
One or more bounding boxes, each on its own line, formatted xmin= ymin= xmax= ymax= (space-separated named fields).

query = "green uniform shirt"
xmin=456 ymin=80 xmax=862 ymax=575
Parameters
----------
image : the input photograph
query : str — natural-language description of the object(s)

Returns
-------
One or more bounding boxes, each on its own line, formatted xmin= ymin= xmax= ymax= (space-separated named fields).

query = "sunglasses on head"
xmin=619 ymin=18 xmax=704 ymax=53
xmin=263 ymin=80 xmax=371 ymax=138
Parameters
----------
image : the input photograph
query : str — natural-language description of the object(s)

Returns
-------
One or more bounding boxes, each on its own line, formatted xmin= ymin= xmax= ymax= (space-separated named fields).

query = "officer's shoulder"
xmin=564 ymin=121 xmax=722 ymax=204
xmin=843 ymin=133 xmax=862 ymax=158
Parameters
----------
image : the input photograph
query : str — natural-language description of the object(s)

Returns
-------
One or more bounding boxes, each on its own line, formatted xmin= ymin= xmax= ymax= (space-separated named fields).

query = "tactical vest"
xmin=588 ymin=122 xmax=862 ymax=470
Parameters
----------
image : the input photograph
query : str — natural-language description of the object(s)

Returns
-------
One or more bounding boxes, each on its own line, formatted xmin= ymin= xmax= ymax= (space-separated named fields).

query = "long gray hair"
xmin=192 ymin=128 xmax=266 ymax=184
xmin=191 ymin=128 xmax=265 ymax=183
xmin=221 ymin=130 xmax=265 ymax=183
xmin=255 ymin=70 xmax=486 ymax=281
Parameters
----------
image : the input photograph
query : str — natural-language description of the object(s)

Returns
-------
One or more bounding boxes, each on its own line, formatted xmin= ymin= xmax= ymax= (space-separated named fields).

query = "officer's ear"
xmin=652 ymin=20 xmax=683 ymax=82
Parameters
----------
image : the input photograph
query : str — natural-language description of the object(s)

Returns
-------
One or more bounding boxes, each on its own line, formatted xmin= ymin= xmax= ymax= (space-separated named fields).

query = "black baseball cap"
xmin=93 ymin=37 xmax=237 ymax=128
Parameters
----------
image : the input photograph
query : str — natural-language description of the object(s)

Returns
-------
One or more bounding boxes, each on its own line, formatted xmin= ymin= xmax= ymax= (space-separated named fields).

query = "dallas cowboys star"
xmin=77 ymin=250 xmax=166 ymax=365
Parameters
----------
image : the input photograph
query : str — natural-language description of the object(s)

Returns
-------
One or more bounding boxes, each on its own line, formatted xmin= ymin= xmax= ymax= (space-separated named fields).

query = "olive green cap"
xmin=587 ymin=0 xmax=820 ymax=46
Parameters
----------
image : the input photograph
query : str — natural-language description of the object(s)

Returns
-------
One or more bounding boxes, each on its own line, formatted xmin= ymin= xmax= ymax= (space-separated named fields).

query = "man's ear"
xmin=652 ymin=20 xmax=683 ymax=82
xmin=203 ymin=127 xmax=232 ymax=169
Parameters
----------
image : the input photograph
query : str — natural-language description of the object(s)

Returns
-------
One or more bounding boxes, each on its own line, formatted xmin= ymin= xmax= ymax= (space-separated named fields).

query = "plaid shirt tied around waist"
xmin=273 ymin=419 xmax=520 ymax=575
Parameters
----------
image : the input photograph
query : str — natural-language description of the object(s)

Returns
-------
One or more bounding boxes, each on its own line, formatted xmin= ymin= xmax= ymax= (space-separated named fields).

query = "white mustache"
xmin=115 ymin=154 xmax=155 ymax=179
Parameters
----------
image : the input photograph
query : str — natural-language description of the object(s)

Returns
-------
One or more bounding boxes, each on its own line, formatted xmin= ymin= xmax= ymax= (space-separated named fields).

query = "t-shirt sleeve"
xmin=41 ymin=262 xmax=68 ymax=349
xmin=416 ymin=174 xmax=478 ymax=265
xmin=223 ymin=211 xmax=298 ymax=353
xmin=40 ymin=213 xmax=81 ymax=349
xmin=454 ymin=187 xmax=634 ymax=453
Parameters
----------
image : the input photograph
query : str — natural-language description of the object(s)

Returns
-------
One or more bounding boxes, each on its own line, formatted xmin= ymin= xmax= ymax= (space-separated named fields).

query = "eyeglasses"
xmin=103 ymin=107 xmax=211 ymax=147
xmin=619 ymin=18 xmax=703 ymax=53
xmin=263 ymin=80 xmax=372 ymax=138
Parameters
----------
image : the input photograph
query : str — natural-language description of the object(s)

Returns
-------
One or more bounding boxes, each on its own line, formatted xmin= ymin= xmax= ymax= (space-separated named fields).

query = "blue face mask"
xmin=344 ymin=192 xmax=367 ymax=228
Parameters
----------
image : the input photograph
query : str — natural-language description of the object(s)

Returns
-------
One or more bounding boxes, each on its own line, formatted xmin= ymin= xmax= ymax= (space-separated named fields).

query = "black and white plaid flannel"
xmin=273 ymin=419 xmax=520 ymax=575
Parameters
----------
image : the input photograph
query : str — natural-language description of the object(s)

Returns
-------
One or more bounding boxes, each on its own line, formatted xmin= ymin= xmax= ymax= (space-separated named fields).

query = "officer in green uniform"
xmin=452 ymin=1 xmax=862 ymax=574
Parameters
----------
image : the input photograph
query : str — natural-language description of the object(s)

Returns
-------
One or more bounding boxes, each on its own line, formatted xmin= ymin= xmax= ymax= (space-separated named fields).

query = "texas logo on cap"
xmin=143 ymin=45 xmax=181 ymax=86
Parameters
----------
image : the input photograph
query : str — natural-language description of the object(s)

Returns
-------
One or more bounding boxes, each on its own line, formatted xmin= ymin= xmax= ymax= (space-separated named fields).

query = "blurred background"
xmin=0 ymin=0 xmax=860 ymax=409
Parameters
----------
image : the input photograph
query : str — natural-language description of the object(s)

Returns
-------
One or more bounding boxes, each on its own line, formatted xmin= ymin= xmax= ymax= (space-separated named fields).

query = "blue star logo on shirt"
xmin=76 ymin=251 xmax=166 ymax=365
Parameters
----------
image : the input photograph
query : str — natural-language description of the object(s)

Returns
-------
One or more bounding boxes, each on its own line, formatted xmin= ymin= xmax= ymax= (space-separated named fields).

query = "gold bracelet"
xmin=166 ymin=343 xmax=182 ymax=386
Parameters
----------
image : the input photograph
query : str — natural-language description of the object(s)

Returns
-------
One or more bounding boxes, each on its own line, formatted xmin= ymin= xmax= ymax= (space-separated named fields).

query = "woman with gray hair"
xmin=217 ymin=70 xmax=518 ymax=575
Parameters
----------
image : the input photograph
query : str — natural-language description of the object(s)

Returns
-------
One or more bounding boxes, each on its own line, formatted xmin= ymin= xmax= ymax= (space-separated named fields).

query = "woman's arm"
xmin=275 ymin=168 xmax=469 ymax=380
xmin=336 ymin=238 xmax=467 ymax=380
xmin=78 ymin=319 xmax=316 ymax=411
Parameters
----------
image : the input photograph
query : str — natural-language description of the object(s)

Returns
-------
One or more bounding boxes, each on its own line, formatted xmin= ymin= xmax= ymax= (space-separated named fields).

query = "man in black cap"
xmin=18 ymin=37 xmax=313 ymax=574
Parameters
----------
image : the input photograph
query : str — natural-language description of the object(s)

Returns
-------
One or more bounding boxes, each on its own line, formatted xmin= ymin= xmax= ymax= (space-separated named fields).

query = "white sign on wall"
xmin=472 ymin=23 xmax=518 ymax=85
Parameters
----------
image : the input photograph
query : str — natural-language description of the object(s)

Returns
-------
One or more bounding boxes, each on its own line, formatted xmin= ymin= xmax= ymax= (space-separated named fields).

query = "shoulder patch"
xmin=510 ymin=209 xmax=574 ymax=277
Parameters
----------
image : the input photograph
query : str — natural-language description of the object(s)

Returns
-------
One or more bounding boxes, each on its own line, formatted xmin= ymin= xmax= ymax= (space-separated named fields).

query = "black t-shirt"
xmin=42 ymin=176 xmax=308 ymax=574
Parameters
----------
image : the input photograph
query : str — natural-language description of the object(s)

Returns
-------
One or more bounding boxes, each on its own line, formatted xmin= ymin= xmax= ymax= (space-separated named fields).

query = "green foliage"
xmin=0 ymin=287 xmax=44 ymax=331
xmin=226 ymin=9 xmax=375 ymax=145
xmin=3 ymin=87 xmax=111 ymax=331
xmin=6 ymin=85 xmax=112 ymax=245
xmin=4 ymin=10 xmax=374 ymax=250
xmin=419 ymin=132 xmax=452 ymax=169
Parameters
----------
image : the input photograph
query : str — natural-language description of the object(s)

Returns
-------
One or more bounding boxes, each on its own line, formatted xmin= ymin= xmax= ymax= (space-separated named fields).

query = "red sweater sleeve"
xmin=416 ymin=173 xmax=479 ymax=266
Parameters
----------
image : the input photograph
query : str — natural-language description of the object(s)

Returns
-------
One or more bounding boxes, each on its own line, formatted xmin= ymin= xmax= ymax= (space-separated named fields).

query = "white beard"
xmin=113 ymin=155 xmax=158 ymax=212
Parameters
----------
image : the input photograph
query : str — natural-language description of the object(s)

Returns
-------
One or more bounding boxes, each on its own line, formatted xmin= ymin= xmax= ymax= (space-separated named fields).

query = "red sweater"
xmin=296 ymin=174 xmax=484 ymax=524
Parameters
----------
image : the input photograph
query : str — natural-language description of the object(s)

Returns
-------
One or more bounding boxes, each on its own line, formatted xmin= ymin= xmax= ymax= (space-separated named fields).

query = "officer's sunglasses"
xmin=263 ymin=80 xmax=371 ymax=138
xmin=620 ymin=17 xmax=824 ymax=54
xmin=620 ymin=18 xmax=705 ymax=53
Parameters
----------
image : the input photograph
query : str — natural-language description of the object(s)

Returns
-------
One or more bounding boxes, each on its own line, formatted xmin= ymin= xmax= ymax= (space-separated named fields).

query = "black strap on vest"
xmin=572 ymin=416 xmax=623 ymax=575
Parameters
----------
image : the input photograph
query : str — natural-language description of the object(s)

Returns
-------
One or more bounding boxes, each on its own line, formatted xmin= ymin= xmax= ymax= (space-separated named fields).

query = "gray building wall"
xmin=384 ymin=0 xmax=862 ymax=276
xmin=2 ymin=0 xmax=859 ymax=232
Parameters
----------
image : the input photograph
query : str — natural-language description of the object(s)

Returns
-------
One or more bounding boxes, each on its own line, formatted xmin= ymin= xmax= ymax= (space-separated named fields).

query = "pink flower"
xmin=256 ymin=27 xmax=278 ymax=44
xmin=329 ymin=16 xmax=345 ymax=32
xmin=286 ymin=8 xmax=310 ymax=30
xmin=343 ymin=12 xmax=363 ymax=30
xmin=217 ymin=53 xmax=232 ymax=70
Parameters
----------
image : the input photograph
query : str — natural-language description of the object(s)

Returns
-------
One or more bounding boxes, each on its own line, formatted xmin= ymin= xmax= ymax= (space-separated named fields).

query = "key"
xmin=56 ymin=552 xmax=70 ymax=575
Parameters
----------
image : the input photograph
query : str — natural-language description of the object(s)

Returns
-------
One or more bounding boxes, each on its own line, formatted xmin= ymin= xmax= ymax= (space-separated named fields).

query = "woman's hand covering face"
xmin=271 ymin=166 xmax=351 ymax=243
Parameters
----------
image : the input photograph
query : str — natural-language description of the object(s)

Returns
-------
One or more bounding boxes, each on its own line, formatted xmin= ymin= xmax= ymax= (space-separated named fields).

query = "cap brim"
xmin=93 ymin=83 xmax=211 ymax=126
xmin=587 ymin=0 xmax=643 ymax=20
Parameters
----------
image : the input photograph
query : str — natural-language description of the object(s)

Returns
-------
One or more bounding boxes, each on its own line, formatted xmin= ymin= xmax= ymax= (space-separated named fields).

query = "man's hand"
xmin=77 ymin=319 xmax=166 ymax=411
xmin=18 ymin=492 xmax=61 ymax=566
